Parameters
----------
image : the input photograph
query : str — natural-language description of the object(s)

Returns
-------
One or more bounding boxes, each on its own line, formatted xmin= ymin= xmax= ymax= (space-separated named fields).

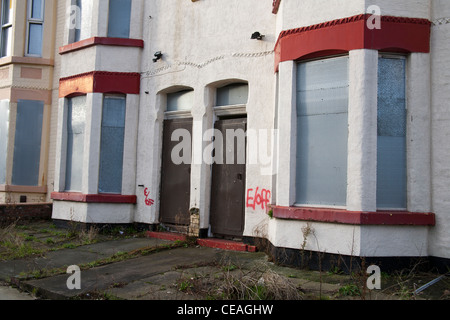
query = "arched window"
xmin=167 ymin=89 xmax=194 ymax=112
xmin=216 ymin=83 xmax=249 ymax=107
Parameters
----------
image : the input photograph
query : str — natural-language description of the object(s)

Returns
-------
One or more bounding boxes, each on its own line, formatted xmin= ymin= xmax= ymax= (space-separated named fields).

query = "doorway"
xmin=210 ymin=117 xmax=247 ymax=238
xmin=159 ymin=118 xmax=192 ymax=228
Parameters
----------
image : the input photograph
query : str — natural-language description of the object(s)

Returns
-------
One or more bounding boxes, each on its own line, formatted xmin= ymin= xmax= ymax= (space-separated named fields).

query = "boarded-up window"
xmin=377 ymin=57 xmax=407 ymax=209
xmin=107 ymin=0 xmax=132 ymax=38
xmin=167 ymin=90 xmax=193 ymax=112
xmin=12 ymin=100 xmax=44 ymax=186
xmin=216 ymin=83 xmax=249 ymax=106
xmin=98 ymin=95 xmax=126 ymax=194
xmin=296 ymin=56 xmax=349 ymax=206
xmin=65 ymin=95 xmax=86 ymax=192
xmin=0 ymin=100 xmax=8 ymax=184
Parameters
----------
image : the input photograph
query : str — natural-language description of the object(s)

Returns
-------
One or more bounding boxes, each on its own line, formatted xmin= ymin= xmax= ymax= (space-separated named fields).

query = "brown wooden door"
xmin=160 ymin=118 xmax=192 ymax=226
xmin=210 ymin=118 xmax=247 ymax=238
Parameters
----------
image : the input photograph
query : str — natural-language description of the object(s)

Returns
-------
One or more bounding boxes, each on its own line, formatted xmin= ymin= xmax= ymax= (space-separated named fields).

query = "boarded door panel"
xmin=160 ymin=118 xmax=192 ymax=226
xmin=12 ymin=100 xmax=44 ymax=186
xmin=210 ymin=118 xmax=246 ymax=238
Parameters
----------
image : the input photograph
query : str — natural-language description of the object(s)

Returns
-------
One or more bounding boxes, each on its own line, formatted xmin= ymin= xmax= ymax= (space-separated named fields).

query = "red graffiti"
xmin=144 ymin=188 xmax=154 ymax=206
xmin=246 ymin=187 xmax=271 ymax=211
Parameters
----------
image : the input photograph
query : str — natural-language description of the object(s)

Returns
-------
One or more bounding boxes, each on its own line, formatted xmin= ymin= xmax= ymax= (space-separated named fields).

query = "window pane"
xmin=216 ymin=84 xmax=249 ymax=106
xmin=12 ymin=100 xmax=44 ymax=186
xmin=377 ymin=57 xmax=407 ymax=209
xmin=31 ymin=0 xmax=43 ymax=20
xmin=98 ymin=96 xmax=126 ymax=194
xmin=65 ymin=96 xmax=86 ymax=192
xmin=107 ymin=0 xmax=131 ymax=38
xmin=1 ymin=25 xmax=11 ymax=57
xmin=0 ymin=100 xmax=9 ymax=184
xmin=167 ymin=90 xmax=193 ymax=112
xmin=296 ymin=56 xmax=349 ymax=206
xmin=69 ymin=0 xmax=82 ymax=43
xmin=27 ymin=23 xmax=43 ymax=56
xmin=2 ymin=0 xmax=11 ymax=25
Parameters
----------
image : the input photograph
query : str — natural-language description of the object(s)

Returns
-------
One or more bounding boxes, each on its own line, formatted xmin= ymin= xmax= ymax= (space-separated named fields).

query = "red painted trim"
xmin=59 ymin=37 xmax=144 ymax=55
xmin=272 ymin=0 xmax=281 ymax=14
xmin=274 ymin=14 xmax=431 ymax=72
xmin=59 ymin=71 xmax=141 ymax=97
xmin=196 ymin=238 xmax=250 ymax=252
xmin=146 ymin=231 xmax=187 ymax=242
xmin=51 ymin=192 xmax=137 ymax=204
xmin=272 ymin=206 xmax=436 ymax=226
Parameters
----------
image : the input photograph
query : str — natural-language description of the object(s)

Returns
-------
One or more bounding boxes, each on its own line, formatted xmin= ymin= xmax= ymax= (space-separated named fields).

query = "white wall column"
xmin=190 ymin=88 xmax=212 ymax=230
xmin=54 ymin=98 xmax=68 ymax=193
xmin=82 ymin=93 xmax=102 ymax=195
xmin=347 ymin=49 xmax=378 ymax=212
xmin=275 ymin=60 xmax=297 ymax=207
xmin=122 ymin=94 xmax=139 ymax=196
xmin=407 ymin=53 xmax=432 ymax=213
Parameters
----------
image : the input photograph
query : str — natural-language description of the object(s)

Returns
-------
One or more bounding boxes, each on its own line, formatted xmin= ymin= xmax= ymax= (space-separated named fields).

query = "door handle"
xmin=236 ymin=173 xmax=243 ymax=180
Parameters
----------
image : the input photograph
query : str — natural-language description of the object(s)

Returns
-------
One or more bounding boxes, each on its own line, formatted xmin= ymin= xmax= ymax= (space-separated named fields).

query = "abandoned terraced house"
xmin=0 ymin=0 xmax=449 ymax=272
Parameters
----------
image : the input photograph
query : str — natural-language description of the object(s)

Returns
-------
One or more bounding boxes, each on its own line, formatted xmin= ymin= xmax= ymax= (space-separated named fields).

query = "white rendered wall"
xmin=52 ymin=201 xmax=134 ymax=224
xmin=275 ymin=61 xmax=296 ymax=207
xmin=268 ymin=219 xmax=362 ymax=257
xmin=135 ymin=0 xmax=276 ymax=234
xmin=429 ymin=0 xmax=450 ymax=260
xmin=347 ymin=49 xmax=378 ymax=212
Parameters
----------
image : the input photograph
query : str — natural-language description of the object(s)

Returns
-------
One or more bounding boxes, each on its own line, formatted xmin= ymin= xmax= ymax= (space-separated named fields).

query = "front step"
xmin=146 ymin=231 xmax=257 ymax=252
xmin=196 ymin=238 xmax=257 ymax=252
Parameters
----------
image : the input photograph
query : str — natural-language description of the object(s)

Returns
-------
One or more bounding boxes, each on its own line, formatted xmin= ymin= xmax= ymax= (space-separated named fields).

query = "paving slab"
xmin=22 ymin=246 xmax=223 ymax=300
xmin=0 ymin=284 xmax=35 ymax=300
xmin=0 ymin=237 xmax=172 ymax=281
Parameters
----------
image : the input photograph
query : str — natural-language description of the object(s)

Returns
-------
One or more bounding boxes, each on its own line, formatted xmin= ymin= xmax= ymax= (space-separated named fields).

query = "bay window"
xmin=295 ymin=56 xmax=349 ymax=207
xmin=26 ymin=0 xmax=45 ymax=56
xmin=1 ymin=0 xmax=12 ymax=57
xmin=65 ymin=95 xmax=86 ymax=192
xmin=98 ymin=95 xmax=126 ymax=194
xmin=377 ymin=56 xmax=407 ymax=209
xmin=12 ymin=100 xmax=44 ymax=186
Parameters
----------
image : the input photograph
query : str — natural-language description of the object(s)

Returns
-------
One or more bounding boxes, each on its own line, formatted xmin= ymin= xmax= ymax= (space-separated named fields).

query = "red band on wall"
xmin=272 ymin=0 xmax=281 ymax=14
xmin=51 ymin=192 xmax=137 ymax=204
xmin=274 ymin=14 xmax=431 ymax=71
xmin=272 ymin=206 xmax=436 ymax=226
xmin=59 ymin=71 xmax=141 ymax=97
xmin=59 ymin=37 xmax=144 ymax=55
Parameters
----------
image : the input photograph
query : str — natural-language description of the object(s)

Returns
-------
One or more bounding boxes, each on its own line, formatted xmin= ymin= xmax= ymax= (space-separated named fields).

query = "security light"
xmin=251 ymin=32 xmax=264 ymax=40
xmin=153 ymin=51 xmax=163 ymax=62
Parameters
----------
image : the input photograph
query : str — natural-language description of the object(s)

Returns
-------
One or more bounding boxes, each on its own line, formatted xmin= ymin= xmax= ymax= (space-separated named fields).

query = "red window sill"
xmin=271 ymin=206 xmax=435 ymax=226
xmin=51 ymin=192 xmax=137 ymax=204
xmin=59 ymin=37 xmax=144 ymax=55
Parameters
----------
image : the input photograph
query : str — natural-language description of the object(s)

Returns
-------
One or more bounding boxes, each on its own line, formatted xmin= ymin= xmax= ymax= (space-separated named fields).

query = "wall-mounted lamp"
xmin=251 ymin=32 xmax=265 ymax=40
xmin=153 ymin=51 xmax=163 ymax=62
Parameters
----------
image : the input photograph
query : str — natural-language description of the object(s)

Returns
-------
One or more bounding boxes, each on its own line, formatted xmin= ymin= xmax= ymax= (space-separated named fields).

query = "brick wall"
xmin=0 ymin=203 xmax=52 ymax=225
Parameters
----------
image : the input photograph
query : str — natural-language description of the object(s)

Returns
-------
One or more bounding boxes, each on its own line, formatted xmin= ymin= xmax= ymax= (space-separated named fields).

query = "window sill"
xmin=0 ymin=56 xmax=54 ymax=67
xmin=51 ymin=192 xmax=137 ymax=204
xmin=271 ymin=205 xmax=435 ymax=226
xmin=59 ymin=37 xmax=144 ymax=55
xmin=0 ymin=185 xmax=47 ymax=193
